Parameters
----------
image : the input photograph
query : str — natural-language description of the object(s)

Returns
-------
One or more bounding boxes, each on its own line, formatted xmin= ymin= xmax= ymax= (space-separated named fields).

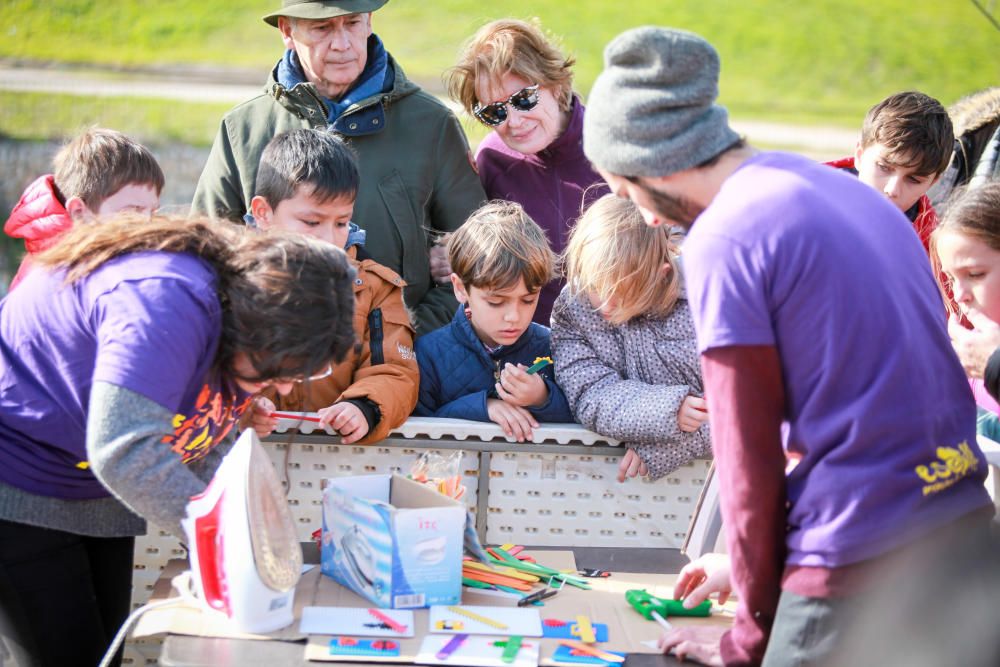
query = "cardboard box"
xmin=320 ymin=473 xmax=474 ymax=608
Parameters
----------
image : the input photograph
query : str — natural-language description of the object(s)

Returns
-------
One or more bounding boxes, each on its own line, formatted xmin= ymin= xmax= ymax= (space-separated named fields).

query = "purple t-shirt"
xmin=0 ymin=251 xmax=250 ymax=500
xmin=684 ymin=152 xmax=991 ymax=568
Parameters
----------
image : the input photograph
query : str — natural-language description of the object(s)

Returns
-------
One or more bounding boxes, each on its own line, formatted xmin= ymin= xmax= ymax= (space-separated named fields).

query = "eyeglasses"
xmin=473 ymin=84 xmax=540 ymax=127
xmin=234 ymin=363 xmax=335 ymax=388
xmin=276 ymin=363 xmax=334 ymax=385
xmin=301 ymin=364 xmax=335 ymax=383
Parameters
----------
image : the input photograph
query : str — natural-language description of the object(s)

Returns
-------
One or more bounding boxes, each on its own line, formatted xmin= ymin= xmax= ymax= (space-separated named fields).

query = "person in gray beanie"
xmin=583 ymin=26 xmax=740 ymax=180
xmin=585 ymin=26 xmax=994 ymax=667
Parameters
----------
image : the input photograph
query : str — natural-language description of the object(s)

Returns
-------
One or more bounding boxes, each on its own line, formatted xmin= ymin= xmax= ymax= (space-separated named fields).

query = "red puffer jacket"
xmin=4 ymin=175 xmax=73 ymax=290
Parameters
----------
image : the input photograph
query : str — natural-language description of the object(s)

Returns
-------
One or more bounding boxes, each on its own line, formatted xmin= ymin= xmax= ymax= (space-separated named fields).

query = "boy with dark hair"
xmin=828 ymin=91 xmax=954 ymax=252
xmin=4 ymin=127 xmax=164 ymax=289
xmin=247 ymin=128 xmax=418 ymax=445
xmin=414 ymin=201 xmax=573 ymax=440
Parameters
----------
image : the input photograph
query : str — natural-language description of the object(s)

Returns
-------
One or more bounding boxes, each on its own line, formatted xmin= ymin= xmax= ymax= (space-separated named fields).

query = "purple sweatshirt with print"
xmin=0 ymin=251 xmax=247 ymax=500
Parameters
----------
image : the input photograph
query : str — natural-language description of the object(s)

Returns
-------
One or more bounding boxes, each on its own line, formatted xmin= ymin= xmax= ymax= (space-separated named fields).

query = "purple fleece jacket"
xmin=475 ymin=96 xmax=607 ymax=325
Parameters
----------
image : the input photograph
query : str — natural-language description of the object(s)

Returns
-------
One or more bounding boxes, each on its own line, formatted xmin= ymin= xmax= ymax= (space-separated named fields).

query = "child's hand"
xmin=678 ymin=395 xmax=709 ymax=432
xmin=318 ymin=402 xmax=370 ymax=444
xmin=617 ymin=448 xmax=649 ymax=482
xmin=673 ymin=553 xmax=733 ymax=607
xmin=948 ymin=313 xmax=1000 ymax=379
xmin=487 ymin=398 xmax=538 ymax=442
xmin=249 ymin=395 xmax=279 ymax=438
xmin=496 ymin=363 xmax=548 ymax=407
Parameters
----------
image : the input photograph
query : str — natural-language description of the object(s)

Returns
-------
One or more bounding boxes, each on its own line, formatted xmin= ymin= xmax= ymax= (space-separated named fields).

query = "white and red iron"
xmin=179 ymin=429 xmax=302 ymax=633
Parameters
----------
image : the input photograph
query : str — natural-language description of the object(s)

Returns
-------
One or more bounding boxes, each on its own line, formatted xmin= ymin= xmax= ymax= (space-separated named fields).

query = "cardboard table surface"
xmin=150 ymin=551 xmax=733 ymax=667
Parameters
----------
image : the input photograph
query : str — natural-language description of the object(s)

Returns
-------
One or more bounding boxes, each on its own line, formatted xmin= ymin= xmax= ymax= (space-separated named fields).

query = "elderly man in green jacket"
xmin=192 ymin=0 xmax=485 ymax=335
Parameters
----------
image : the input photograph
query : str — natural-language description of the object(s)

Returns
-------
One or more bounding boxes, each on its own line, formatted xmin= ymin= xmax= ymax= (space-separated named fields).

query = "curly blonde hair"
xmin=446 ymin=18 xmax=575 ymax=116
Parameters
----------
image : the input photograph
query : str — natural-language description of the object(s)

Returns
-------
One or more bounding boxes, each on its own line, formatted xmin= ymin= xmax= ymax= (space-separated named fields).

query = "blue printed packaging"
xmin=321 ymin=473 xmax=480 ymax=608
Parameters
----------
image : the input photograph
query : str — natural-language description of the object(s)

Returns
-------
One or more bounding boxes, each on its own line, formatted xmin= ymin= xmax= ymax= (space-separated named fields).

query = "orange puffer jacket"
xmin=267 ymin=245 xmax=419 ymax=444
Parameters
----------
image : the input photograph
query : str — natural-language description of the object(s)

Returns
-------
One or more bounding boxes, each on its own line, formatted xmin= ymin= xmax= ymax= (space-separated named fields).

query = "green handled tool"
xmin=525 ymin=357 xmax=552 ymax=374
xmin=625 ymin=589 xmax=711 ymax=625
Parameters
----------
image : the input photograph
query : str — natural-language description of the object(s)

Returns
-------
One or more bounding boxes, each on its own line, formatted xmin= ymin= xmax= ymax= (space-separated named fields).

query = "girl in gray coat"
xmin=551 ymin=194 xmax=711 ymax=481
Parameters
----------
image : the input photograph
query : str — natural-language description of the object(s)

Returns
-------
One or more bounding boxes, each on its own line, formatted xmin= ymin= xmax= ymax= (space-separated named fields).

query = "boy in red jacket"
xmin=828 ymin=91 xmax=954 ymax=254
xmin=4 ymin=127 xmax=163 ymax=290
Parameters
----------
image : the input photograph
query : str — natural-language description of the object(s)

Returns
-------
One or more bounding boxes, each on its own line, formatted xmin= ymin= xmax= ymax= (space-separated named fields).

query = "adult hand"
xmin=429 ymin=244 xmax=452 ymax=284
xmin=673 ymin=553 xmax=733 ymax=607
xmin=678 ymin=395 xmax=710 ymax=432
xmin=948 ymin=313 xmax=1000 ymax=379
xmin=318 ymin=402 xmax=370 ymax=444
xmin=659 ymin=625 xmax=726 ymax=666
xmin=487 ymin=398 xmax=538 ymax=442
xmin=249 ymin=395 xmax=279 ymax=438
xmin=496 ymin=363 xmax=548 ymax=407
xmin=617 ymin=448 xmax=649 ymax=482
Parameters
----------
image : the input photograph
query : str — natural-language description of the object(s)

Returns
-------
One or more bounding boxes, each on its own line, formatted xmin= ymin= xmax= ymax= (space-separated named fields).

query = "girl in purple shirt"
xmin=0 ymin=216 xmax=354 ymax=667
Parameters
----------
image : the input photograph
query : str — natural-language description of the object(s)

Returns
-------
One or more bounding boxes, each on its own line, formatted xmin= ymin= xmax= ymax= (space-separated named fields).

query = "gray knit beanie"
xmin=584 ymin=26 xmax=740 ymax=178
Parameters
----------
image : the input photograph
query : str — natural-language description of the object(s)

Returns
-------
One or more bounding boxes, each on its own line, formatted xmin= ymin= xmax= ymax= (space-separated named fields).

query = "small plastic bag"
xmin=409 ymin=450 xmax=466 ymax=500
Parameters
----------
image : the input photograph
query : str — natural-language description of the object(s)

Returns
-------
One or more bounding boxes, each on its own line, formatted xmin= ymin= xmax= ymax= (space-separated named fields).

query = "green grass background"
xmin=0 ymin=0 xmax=998 ymax=144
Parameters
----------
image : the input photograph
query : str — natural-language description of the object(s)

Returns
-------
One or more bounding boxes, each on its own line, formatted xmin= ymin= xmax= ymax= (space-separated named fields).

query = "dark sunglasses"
xmin=473 ymin=84 xmax=540 ymax=127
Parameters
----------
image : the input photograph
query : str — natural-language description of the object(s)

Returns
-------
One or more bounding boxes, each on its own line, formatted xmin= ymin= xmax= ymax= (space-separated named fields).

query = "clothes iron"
xmin=336 ymin=524 xmax=382 ymax=598
xmin=180 ymin=429 xmax=302 ymax=633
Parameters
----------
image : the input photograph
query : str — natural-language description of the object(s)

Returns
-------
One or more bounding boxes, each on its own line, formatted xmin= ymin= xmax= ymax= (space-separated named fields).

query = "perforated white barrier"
xmin=127 ymin=417 xmax=710 ymax=659
xmin=266 ymin=439 xmax=482 ymax=542
xmin=486 ymin=452 xmax=710 ymax=547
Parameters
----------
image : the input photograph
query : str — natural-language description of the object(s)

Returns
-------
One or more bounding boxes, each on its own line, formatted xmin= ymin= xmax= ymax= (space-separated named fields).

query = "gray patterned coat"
xmin=550 ymin=285 xmax=711 ymax=479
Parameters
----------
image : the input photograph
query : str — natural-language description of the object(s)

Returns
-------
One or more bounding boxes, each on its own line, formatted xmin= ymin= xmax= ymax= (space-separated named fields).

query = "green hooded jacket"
xmin=192 ymin=54 xmax=485 ymax=336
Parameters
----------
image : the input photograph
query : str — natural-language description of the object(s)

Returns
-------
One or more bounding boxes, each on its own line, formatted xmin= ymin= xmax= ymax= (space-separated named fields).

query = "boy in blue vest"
xmin=415 ymin=201 xmax=572 ymax=439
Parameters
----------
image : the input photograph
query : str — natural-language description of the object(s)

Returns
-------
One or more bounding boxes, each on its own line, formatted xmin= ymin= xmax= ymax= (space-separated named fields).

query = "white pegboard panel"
xmin=274 ymin=414 xmax=621 ymax=446
xmin=486 ymin=452 xmax=711 ymax=548
xmin=262 ymin=441 xmax=481 ymax=542
xmin=131 ymin=526 xmax=185 ymax=609
xmin=121 ymin=639 xmax=161 ymax=666
xmin=129 ymin=528 xmax=177 ymax=665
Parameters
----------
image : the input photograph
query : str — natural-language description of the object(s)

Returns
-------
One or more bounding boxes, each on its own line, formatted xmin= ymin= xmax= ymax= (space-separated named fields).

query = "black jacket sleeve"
xmin=984 ymin=347 xmax=1000 ymax=403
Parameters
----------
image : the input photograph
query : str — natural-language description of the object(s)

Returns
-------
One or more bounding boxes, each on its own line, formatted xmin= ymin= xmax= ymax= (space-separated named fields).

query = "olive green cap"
xmin=263 ymin=0 xmax=388 ymax=27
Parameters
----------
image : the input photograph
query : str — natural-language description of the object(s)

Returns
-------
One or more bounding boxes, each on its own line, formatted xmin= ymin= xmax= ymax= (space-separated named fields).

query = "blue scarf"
xmin=277 ymin=35 xmax=389 ymax=124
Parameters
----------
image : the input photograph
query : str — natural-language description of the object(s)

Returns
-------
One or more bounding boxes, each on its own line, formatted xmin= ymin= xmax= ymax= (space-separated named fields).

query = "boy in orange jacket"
xmin=247 ymin=129 xmax=418 ymax=444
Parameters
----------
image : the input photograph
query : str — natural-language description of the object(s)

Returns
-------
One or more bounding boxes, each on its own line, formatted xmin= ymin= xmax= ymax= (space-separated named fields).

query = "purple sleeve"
xmin=684 ymin=233 xmax=776 ymax=353
xmin=90 ymin=277 xmax=219 ymax=412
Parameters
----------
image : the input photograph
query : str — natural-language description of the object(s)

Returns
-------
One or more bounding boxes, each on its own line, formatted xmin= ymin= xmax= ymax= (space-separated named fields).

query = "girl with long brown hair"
xmin=0 ymin=215 xmax=354 ymax=667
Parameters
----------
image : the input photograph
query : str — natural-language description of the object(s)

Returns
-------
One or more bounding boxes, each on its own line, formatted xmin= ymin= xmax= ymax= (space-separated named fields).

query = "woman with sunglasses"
xmin=447 ymin=18 xmax=608 ymax=325
xmin=0 ymin=215 xmax=354 ymax=667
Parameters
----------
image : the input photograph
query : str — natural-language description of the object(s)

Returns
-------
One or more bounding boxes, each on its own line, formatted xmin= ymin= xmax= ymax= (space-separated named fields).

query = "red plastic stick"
xmin=367 ymin=608 xmax=408 ymax=634
xmin=269 ymin=411 xmax=323 ymax=423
